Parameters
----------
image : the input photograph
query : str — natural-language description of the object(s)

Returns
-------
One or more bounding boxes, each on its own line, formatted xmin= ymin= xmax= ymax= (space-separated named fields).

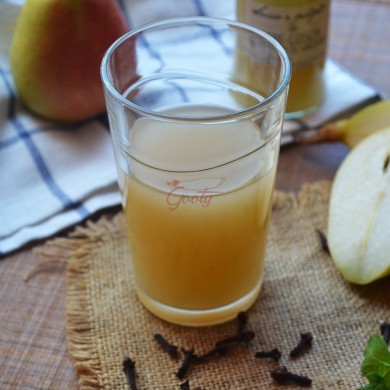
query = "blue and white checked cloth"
xmin=0 ymin=0 xmax=380 ymax=255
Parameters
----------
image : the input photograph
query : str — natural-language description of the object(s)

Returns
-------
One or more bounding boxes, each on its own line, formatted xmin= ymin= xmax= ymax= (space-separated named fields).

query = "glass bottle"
xmin=236 ymin=0 xmax=330 ymax=119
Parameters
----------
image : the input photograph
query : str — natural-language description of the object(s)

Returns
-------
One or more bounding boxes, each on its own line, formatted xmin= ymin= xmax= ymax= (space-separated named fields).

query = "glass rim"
xmin=100 ymin=16 xmax=291 ymax=124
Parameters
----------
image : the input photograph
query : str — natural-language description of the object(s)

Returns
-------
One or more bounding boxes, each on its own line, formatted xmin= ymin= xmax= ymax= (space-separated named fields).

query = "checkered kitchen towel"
xmin=0 ymin=0 xmax=380 ymax=255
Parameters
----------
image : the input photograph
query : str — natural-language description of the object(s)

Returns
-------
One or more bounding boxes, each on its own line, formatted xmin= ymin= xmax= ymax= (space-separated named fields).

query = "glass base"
xmin=135 ymin=278 xmax=263 ymax=327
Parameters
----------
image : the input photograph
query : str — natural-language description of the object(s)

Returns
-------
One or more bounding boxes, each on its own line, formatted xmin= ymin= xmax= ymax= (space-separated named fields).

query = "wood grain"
xmin=0 ymin=1 xmax=389 ymax=388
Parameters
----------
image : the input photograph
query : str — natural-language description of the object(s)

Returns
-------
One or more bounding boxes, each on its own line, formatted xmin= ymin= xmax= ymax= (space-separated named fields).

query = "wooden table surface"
xmin=1 ymin=1 xmax=390 ymax=389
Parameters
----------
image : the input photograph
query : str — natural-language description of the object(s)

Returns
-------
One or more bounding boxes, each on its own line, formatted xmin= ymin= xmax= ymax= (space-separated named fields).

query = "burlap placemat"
xmin=51 ymin=181 xmax=389 ymax=389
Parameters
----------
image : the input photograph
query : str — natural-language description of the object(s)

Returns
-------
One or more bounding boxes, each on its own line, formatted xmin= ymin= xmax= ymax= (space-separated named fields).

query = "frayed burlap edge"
xmin=65 ymin=216 xmax=125 ymax=390
xmin=31 ymin=216 xmax=124 ymax=389
xmin=47 ymin=181 xmax=332 ymax=389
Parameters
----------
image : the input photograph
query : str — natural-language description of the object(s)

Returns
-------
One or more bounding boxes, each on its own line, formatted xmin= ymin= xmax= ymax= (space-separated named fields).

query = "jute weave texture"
xmin=57 ymin=182 xmax=389 ymax=389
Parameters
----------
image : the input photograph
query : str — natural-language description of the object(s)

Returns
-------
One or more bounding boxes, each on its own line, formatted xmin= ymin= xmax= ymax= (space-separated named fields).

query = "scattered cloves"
xmin=255 ymin=348 xmax=282 ymax=362
xmin=193 ymin=345 xmax=227 ymax=363
xmin=180 ymin=380 xmax=202 ymax=390
xmin=216 ymin=330 xmax=255 ymax=348
xmin=177 ymin=348 xmax=196 ymax=379
xmin=124 ymin=313 xmax=316 ymax=387
xmin=176 ymin=345 xmax=227 ymax=379
xmin=180 ymin=379 xmax=190 ymax=390
xmin=271 ymin=366 xmax=312 ymax=387
xmin=175 ymin=312 xmax=254 ymax=380
xmin=380 ymin=321 xmax=390 ymax=344
xmin=216 ymin=312 xmax=254 ymax=348
xmin=290 ymin=332 xmax=313 ymax=358
xmin=237 ymin=311 xmax=248 ymax=335
xmin=316 ymin=229 xmax=330 ymax=255
xmin=154 ymin=333 xmax=179 ymax=357
xmin=122 ymin=356 xmax=138 ymax=390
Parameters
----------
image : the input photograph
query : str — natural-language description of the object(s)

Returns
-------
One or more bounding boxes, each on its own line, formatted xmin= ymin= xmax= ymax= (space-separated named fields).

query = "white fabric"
xmin=0 ymin=0 xmax=379 ymax=255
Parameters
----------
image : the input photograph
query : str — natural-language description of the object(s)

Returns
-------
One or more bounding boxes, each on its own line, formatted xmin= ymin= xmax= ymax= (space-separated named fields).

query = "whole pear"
xmin=10 ymin=0 xmax=128 ymax=122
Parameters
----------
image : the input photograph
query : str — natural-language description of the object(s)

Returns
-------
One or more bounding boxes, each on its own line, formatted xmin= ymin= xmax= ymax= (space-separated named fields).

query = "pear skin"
xmin=10 ymin=0 xmax=128 ymax=122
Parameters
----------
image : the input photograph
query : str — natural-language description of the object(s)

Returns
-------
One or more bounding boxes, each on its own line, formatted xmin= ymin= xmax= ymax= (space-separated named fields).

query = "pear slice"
xmin=328 ymin=127 xmax=390 ymax=284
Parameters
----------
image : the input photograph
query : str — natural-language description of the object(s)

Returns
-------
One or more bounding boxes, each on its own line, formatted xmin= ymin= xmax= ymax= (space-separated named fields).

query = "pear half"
xmin=328 ymin=127 xmax=390 ymax=284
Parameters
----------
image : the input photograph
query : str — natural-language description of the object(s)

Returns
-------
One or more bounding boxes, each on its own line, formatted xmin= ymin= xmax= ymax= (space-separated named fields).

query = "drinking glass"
xmin=101 ymin=17 xmax=290 ymax=326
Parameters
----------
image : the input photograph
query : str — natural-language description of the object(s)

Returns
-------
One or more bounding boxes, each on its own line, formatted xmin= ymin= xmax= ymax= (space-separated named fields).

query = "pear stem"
xmin=293 ymin=119 xmax=348 ymax=145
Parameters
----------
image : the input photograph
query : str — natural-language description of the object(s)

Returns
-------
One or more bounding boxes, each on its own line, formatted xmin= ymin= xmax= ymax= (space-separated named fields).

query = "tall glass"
xmin=101 ymin=17 xmax=290 ymax=326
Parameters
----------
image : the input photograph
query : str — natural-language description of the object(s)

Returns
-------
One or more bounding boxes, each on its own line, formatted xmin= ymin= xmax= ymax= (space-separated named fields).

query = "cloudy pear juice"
xmin=120 ymin=104 xmax=279 ymax=325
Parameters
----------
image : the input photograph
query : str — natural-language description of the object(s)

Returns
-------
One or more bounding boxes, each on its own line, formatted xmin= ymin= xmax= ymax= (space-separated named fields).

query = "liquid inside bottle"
xmin=236 ymin=0 xmax=330 ymax=118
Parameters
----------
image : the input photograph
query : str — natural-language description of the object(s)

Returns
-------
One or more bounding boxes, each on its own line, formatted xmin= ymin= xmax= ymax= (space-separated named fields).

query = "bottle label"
xmin=242 ymin=0 xmax=329 ymax=70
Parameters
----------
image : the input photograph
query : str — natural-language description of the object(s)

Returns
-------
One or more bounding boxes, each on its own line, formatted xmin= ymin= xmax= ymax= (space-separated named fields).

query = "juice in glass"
xmin=119 ymin=104 xmax=279 ymax=326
